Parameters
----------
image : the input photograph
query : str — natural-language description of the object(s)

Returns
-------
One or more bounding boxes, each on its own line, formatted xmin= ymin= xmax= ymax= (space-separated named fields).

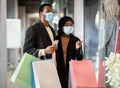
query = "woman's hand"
xmin=76 ymin=40 xmax=82 ymax=50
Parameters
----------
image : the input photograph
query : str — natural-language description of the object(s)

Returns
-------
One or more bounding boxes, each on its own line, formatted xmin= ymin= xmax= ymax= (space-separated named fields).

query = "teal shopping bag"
xmin=11 ymin=53 xmax=38 ymax=88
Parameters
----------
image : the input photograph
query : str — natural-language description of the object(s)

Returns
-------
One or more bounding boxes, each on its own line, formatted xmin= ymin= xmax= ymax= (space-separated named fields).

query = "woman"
xmin=56 ymin=16 xmax=83 ymax=88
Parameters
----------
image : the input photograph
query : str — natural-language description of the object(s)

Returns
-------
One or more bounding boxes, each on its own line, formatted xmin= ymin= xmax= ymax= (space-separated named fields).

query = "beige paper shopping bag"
xmin=32 ymin=59 xmax=61 ymax=88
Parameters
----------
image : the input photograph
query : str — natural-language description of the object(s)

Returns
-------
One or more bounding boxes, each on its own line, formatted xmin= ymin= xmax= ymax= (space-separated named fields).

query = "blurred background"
xmin=0 ymin=0 xmax=106 ymax=88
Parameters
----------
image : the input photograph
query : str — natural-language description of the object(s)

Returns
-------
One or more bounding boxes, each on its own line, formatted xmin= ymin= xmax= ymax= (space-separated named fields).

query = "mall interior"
xmin=0 ymin=0 xmax=116 ymax=88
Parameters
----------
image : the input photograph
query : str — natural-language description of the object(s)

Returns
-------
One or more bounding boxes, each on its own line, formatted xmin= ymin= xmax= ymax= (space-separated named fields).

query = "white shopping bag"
xmin=32 ymin=59 xmax=61 ymax=88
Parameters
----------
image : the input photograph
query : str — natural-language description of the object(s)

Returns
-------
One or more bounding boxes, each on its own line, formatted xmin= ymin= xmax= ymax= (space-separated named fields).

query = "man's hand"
xmin=45 ymin=45 xmax=57 ymax=54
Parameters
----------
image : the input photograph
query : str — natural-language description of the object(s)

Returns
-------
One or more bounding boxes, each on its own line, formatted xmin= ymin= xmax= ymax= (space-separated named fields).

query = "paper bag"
xmin=69 ymin=60 xmax=98 ymax=88
xmin=115 ymin=30 xmax=120 ymax=53
xmin=11 ymin=53 xmax=38 ymax=88
xmin=115 ymin=19 xmax=120 ymax=53
xmin=32 ymin=59 xmax=61 ymax=88
xmin=31 ymin=61 xmax=36 ymax=88
xmin=98 ymin=60 xmax=105 ymax=88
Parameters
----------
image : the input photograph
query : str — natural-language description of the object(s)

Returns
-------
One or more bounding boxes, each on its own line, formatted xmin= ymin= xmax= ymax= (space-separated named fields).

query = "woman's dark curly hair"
xmin=58 ymin=16 xmax=74 ymax=36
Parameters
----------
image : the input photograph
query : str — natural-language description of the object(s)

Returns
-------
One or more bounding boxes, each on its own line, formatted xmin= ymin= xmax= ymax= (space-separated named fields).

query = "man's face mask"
xmin=45 ymin=12 xmax=54 ymax=23
xmin=63 ymin=26 xmax=74 ymax=35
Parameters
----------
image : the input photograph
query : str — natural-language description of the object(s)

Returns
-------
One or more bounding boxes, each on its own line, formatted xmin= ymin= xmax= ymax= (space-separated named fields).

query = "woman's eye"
xmin=65 ymin=25 xmax=72 ymax=26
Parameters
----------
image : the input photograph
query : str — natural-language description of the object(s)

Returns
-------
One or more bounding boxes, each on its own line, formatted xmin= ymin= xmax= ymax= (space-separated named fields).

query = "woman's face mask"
xmin=63 ymin=26 xmax=74 ymax=35
xmin=45 ymin=12 xmax=54 ymax=22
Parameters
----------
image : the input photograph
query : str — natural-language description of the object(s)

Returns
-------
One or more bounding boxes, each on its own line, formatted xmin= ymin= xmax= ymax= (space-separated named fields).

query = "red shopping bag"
xmin=115 ymin=19 xmax=120 ymax=54
xmin=69 ymin=60 xmax=98 ymax=88
xmin=98 ymin=60 xmax=105 ymax=88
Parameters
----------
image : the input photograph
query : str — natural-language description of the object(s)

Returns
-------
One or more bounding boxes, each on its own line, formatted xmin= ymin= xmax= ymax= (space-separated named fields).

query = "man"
xmin=23 ymin=2 xmax=57 ymax=60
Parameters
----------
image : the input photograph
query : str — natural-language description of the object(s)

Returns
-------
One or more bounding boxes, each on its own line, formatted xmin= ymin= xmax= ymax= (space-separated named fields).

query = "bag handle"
xmin=33 ymin=49 xmax=39 ymax=56
xmin=33 ymin=49 xmax=47 ymax=60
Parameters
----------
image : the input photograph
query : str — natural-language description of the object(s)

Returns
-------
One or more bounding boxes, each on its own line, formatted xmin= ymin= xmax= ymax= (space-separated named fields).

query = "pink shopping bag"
xmin=115 ymin=19 xmax=120 ymax=53
xmin=98 ymin=60 xmax=105 ymax=88
xmin=69 ymin=60 xmax=98 ymax=88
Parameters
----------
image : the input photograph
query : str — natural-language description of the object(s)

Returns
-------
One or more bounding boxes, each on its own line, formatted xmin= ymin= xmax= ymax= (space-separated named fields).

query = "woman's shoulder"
xmin=70 ymin=34 xmax=80 ymax=41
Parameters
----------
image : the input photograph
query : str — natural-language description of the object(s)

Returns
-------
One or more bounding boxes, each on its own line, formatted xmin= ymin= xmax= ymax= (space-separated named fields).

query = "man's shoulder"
xmin=28 ymin=22 xmax=40 ymax=30
xmin=32 ymin=22 xmax=40 ymax=28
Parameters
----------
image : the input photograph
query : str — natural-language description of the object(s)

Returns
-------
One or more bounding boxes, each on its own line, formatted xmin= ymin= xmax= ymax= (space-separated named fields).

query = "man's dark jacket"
xmin=23 ymin=21 xmax=55 ymax=59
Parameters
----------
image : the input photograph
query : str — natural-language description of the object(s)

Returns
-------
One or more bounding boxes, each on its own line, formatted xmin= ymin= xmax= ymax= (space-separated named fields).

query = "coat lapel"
xmin=38 ymin=21 xmax=52 ymax=42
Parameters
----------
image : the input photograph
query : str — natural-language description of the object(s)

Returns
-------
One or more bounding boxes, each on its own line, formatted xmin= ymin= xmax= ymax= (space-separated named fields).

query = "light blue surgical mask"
xmin=63 ymin=26 xmax=74 ymax=35
xmin=45 ymin=12 xmax=54 ymax=23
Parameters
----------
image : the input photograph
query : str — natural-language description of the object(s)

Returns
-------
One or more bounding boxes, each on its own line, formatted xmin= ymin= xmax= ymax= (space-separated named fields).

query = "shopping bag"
xmin=11 ymin=53 xmax=38 ymax=88
xmin=98 ymin=60 xmax=105 ymax=88
xmin=32 ymin=59 xmax=61 ymax=88
xmin=115 ymin=19 xmax=120 ymax=53
xmin=31 ymin=61 xmax=36 ymax=88
xmin=69 ymin=60 xmax=98 ymax=88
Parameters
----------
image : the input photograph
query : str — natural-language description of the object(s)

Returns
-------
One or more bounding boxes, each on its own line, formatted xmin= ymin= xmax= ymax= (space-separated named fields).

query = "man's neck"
xmin=44 ymin=22 xmax=49 ymax=27
xmin=40 ymin=19 xmax=49 ymax=27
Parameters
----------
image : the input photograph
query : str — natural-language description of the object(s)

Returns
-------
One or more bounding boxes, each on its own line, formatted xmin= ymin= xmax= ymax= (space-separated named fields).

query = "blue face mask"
xmin=45 ymin=12 xmax=54 ymax=22
xmin=63 ymin=26 xmax=74 ymax=35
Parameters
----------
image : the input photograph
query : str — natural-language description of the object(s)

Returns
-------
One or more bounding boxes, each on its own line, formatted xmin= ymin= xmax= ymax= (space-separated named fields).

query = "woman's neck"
xmin=62 ymin=34 xmax=70 ymax=38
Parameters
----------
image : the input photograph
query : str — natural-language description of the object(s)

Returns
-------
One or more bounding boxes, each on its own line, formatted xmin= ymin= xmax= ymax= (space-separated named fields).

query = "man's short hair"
xmin=39 ymin=2 xmax=52 ymax=13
